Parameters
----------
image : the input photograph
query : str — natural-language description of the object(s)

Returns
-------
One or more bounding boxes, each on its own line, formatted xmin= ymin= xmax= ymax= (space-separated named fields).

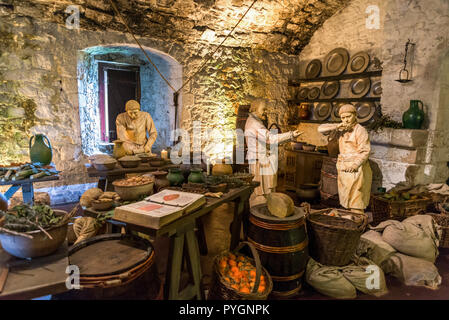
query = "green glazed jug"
xmin=188 ymin=168 xmax=205 ymax=183
xmin=402 ymin=100 xmax=424 ymax=129
xmin=29 ymin=134 xmax=52 ymax=165
xmin=167 ymin=168 xmax=185 ymax=186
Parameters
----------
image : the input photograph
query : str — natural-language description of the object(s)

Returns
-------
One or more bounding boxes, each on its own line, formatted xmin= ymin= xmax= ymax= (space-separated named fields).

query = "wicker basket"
xmin=208 ymin=241 xmax=273 ymax=300
xmin=370 ymin=194 xmax=431 ymax=226
xmin=426 ymin=213 xmax=449 ymax=249
xmin=306 ymin=208 xmax=367 ymax=266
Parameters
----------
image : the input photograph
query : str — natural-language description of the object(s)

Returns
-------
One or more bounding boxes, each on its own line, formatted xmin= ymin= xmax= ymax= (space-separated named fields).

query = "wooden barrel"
xmin=247 ymin=204 xmax=308 ymax=299
xmin=55 ymin=233 xmax=162 ymax=300
xmin=320 ymin=156 xmax=339 ymax=207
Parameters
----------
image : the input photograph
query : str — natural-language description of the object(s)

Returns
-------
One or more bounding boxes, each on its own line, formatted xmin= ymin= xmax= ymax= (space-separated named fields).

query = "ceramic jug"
xmin=298 ymin=103 xmax=310 ymax=120
xmin=112 ymin=140 xmax=127 ymax=159
xmin=152 ymin=171 xmax=170 ymax=192
xmin=29 ymin=134 xmax=52 ymax=165
xmin=167 ymin=168 xmax=185 ymax=186
xmin=402 ymin=100 xmax=424 ymax=129
xmin=188 ymin=168 xmax=205 ymax=183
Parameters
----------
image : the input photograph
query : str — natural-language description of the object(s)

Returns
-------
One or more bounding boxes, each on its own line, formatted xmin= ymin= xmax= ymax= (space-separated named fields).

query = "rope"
xmin=107 ymin=0 xmax=258 ymax=95
xmin=107 ymin=0 xmax=177 ymax=92
xmin=176 ymin=0 xmax=258 ymax=94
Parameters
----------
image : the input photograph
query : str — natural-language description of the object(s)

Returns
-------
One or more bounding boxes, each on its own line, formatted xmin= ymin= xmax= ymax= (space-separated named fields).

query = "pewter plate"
xmin=372 ymin=81 xmax=382 ymax=95
xmin=305 ymin=59 xmax=322 ymax=79
xmin=297 ymin=87 xmax=310 ymax=100
xmin=348 ymin=51 xmax=370 ymax=74
xmin=314 ymin=102 xmax=332 ymax=121
xmin=320 ymin=80 xmax=340 ymax=99
xmin=331 ymin=102 xmax=345 ymax=122
xmin=308 ymin=87 xmax=321 ymax=100
xmin=324 ymin=48 xmax=349 ymax=76
xmin=350 ymin=77 xmax=371 ymax=98
xmin=355 ymin=101 xmax=376 ymax=123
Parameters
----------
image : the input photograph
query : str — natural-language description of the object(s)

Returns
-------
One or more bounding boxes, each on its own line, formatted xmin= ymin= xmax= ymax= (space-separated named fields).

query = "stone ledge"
xmin=370 ymin=128 xmax=429 ymax=149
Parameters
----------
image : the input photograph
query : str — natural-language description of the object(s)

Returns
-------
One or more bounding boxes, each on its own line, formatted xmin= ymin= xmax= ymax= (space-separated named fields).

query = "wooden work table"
xmin=85 ymin=162 xmax=178 ymax=191
xmin=84 ymin=184 xmax=257 ymax=300
xmin=0 ymin=242 xmax=69 ymax=300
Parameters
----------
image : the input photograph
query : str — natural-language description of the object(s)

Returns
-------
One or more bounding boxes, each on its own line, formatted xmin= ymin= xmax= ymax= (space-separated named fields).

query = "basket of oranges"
xmin=208 ymin=241 xmax=273 ymax=300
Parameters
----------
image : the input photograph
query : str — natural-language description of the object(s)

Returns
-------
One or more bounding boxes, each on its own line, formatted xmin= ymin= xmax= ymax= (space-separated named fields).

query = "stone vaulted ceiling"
xmin=4 ymin=0 xmax=351 ymax=55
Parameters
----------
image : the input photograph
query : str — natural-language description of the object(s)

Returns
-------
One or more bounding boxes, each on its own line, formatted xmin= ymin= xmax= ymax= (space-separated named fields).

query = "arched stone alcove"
xmin=77 ymin=44 xmax=182 ymax=156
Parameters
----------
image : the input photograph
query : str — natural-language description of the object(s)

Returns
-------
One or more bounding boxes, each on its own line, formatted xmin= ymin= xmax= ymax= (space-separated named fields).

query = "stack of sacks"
xmin=305 ymin=257 xmax=388 ymax=299
xmin=356 ymin=215 xmax=442 ymax=289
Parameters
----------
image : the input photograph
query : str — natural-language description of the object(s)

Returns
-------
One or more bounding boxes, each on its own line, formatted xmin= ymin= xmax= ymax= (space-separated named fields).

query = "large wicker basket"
xmin=370 ymin=194 xmax=431 ymax=226
xmin=208 ymin=241 xmax=273 ymax=300
xmin=306 ymin=208 xmax=367 ymax=267
xmin=426 ymin=213 xmax=449 ymax=249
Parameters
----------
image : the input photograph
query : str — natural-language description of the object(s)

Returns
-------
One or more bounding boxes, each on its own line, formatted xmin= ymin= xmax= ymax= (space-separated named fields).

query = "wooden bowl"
xmin=302 ymin=144 xmax=316 ymax=151
xmin=118 ymin=158 xmax=141 ymax=168
xmin=112 ymin=181 xmax=154 ymax=201
xmin=149 ymin=160 xmax=165 ymax=167
xmin=0 ymin=210 xmax=68 ymax=259
xmin=93 ymin=160 xmax=117 ymax=171
xmin=136 ymin=153 xmax=153 ymax=163
xmin=91 ymin=199 xmax=114 ymax=211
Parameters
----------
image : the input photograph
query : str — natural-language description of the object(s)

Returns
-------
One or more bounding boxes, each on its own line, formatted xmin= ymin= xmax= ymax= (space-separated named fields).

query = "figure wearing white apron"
xmin=245 ymin=98 xmax=303 ymax=207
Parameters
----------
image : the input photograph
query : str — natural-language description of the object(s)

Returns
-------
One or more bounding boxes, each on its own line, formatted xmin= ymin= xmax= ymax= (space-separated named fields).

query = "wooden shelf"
xmin=288 ymin=119 xmax=339 ymax=124
xmin=289 ymin=97 xmax=381 ymax=104
xmin=288 ymin=70 xmax=382 ymax=86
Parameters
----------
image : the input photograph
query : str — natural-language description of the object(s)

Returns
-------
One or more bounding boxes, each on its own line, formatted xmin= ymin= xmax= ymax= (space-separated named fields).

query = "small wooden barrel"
xmin=247 ymin=205 xmax=309 ymax=299
xmin=320 ymin=156 xmax=339 ymax=207
xmin=55 ymin=233 xmax=161 ymax=300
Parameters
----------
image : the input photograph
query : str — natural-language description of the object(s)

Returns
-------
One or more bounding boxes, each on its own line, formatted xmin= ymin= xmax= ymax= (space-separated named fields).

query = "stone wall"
xmin=0 ymin=7 xmax=299 ymax=203
xmin=296 ymin=0 xmax=449 ymax=189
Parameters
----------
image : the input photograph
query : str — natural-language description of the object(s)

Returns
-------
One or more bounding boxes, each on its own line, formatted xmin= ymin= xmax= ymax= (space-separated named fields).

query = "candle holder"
xmin=395 ymin=39 xmax=415 ymax=83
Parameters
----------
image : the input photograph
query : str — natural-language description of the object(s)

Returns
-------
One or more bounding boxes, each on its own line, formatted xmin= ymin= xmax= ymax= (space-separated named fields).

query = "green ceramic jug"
xmin=167 ymin=168 xmax=184 ymax=186
xmin=188 ymin=168 xmax=205 ymax=183
xmin=29 ymin=134 xmax=52 ymax=165
xmin=402 ymin=100 xmax=424 ymax=129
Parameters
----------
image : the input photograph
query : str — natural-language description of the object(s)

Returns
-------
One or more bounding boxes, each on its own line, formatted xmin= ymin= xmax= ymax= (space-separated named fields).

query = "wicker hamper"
xmin=306 ymin=208 xmax=367 ymax=266
xmin=370 ymin=194 xmax=431 ymax=226
xmin=426 ymin=213 xmax=449 ymax=249
xmin=208 ymin=241 xmax=273 ymax=300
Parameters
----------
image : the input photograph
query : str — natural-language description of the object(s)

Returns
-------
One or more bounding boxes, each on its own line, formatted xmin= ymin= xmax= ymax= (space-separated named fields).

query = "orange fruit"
xmin=237 ymin=255 xmax=245 ymax=262
xmin=228 ymin=253 xmax=236 ymax=260
xmin=228 ymin=260 xmax=237 ymax=267
xmin=257 ymin=285 xmax=266 ymax=293
xmin=231 ymin=284 xmax=239 ymax=290
xmin=249 ymin=270 xmax=256 ymax=278
xmin=240 ymin=286 xmax=250 ymax=294
xmin=231 ymin=266 xmax=239 ymax=274
xmin=219 ymin=259 xmax=227 ymax=268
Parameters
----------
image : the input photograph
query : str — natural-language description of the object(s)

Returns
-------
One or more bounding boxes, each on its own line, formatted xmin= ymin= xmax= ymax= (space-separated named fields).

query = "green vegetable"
xmin=1 ymin=204 xmax=63 ymax=233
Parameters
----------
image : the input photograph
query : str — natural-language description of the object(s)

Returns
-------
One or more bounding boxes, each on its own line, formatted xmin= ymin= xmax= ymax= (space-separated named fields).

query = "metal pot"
xmin=296 ymin=184 xmax=320 ymax=201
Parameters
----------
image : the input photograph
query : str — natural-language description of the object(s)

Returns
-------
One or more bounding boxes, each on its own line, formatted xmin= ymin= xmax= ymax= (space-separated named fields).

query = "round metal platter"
xmin=324 ymin=48 xmax=349 ymax=76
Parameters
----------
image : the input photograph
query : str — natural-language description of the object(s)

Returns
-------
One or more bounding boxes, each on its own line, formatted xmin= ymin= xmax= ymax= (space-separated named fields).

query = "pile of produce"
xmin=80 ymin=188 xmax=121 ymax=208
xmin=0 ymin=163 xmax=58 ymax=182
xmin=381 ymin=191 xmax=422 ymax=201
xmin=113 ymin=175 xmax=154 ymax=187
xmin=217 ymin=252 xmax=268 ymax=294
xmin=0 ymin=204 xmax=64 ymax=233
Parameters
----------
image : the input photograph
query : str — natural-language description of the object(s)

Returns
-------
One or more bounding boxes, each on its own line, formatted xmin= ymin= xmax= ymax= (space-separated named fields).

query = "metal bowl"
xmin=112 ymin=181 xmax=154 ymax=201
xmin=0 ymin=210 xmax=68 ymax=259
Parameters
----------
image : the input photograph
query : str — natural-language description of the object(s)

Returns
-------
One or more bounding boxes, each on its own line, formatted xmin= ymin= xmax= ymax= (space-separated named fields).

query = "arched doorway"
xmin=77 ymin=44 xmax=182 ymax=155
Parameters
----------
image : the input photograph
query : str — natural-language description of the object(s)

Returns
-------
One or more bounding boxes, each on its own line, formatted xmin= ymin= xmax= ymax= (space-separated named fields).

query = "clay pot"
xmin=188 ymin=168 xmax=205 ymax=183
xmin=167 ymin=168 xmax=185 ymax=186
xmin=212 ymin=159 xmax=233 ymax=176
xmin=153 ymin=171 xmax=170 ymax=192
xmin=298 ymin=103 xmax=311 ymax=120
xmin=29 ymin=134 xmax=52 ymax=165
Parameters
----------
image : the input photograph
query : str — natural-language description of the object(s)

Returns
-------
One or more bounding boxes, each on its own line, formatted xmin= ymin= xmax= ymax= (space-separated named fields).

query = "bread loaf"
xmin=267 ymin=192 xmax=295 ymax=218
xmin=80 ymin=188 xmax=103 ymax=208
